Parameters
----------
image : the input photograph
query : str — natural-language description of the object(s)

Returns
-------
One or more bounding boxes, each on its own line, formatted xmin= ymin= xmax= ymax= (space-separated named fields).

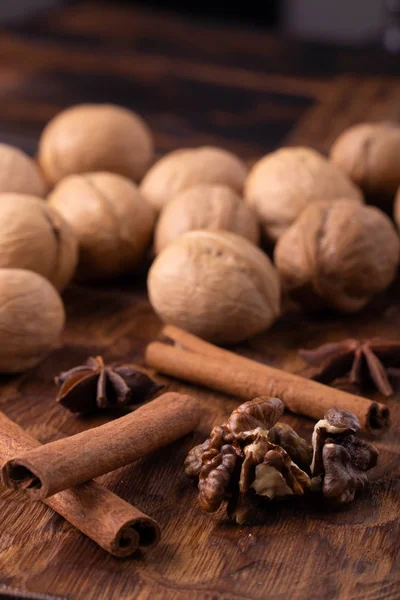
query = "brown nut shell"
xmin=154 ymin=184 xmax=260 ymax=253
xmin=38 ymin=104 xmax=154 ymax=185
xmin=0 ymin=193 xmax=78 ymax=291
xmin=392 ymin=186 xmax=400 ymax=231
xmin=48 ymin=172 xmax=155 ymax=280
xmin=244 ymin=147 xmax=363 ymax=242
xmin=140 ymin=147 xmax=248 ymax=212
xmin=274 ymin=199 xmax=400 ymax=313
xmin=0 ymin=143 xmax=46 ymax=196
xmin=148 ymin=230 xmax=280 ymax=344
xmin=0 ymin=269 xmax=65 ymax=373
xmin=330 ymin=122 xmax=400 ymax=197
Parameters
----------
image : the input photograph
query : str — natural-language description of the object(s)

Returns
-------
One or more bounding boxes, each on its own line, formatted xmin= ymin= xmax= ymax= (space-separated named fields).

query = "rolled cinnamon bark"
xmin=0 ymin=411 xmax=160 ymax=557
xmin=2 ymin=392 xmax=200 ymax=500
xmin=146 ymin=337 xmax=390 ymax=435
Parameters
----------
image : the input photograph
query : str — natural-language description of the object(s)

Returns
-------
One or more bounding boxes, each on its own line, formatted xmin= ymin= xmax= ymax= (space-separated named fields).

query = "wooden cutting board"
xmin=0 ymin=3 xmax=399 ymax=599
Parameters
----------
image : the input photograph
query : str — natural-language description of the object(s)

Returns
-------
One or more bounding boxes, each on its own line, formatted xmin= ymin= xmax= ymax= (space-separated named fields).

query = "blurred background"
xmin=0 ymin=0 xmax=398 ymax=161
xmin=2 ymin=0 xmax=400 ymax=50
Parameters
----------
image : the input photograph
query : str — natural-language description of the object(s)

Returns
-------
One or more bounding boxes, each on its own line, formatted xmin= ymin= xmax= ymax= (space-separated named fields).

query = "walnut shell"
xmin=148 ymin=230 xmax=280 ymax=343
xmin=244 ymin=147 xmax=363 ymax=242
xmin=330 ymin=122 xmax=400 ymax=197
xmin=154 ymin=184 xmax=260 ymax=254
xmin=140 ymin=147 xmax=248 ymax=212
xmin=0 ymin=269 xmax=65 ymax=372
xmin=48 ymin=172 xmax=155 ymax=280
xmin=0 ymin=194 xmax=78 ymax=291
xmin=0 ymin=143 xmax=46 ymax=196
xmin=393 ymin=187 xmax=400 ymax=230
xmin=38 ymin=104 xmax=154 ymax=185
xmin=274 ymin=199 xmax=400 ymax=312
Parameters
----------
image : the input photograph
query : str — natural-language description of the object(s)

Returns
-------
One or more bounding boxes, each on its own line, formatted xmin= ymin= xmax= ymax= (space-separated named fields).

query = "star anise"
xmin=299 ymin=338 xmax=400 ymax=397
xmin=55 ymin=356 xmax=164 ymax=413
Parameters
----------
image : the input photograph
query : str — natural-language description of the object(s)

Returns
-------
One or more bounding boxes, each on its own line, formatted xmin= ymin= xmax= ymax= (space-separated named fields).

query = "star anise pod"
xmin=55 ymin=356 xmax=164 ymax=413
xmin=299 ymin=338 xmax=400 ymax=397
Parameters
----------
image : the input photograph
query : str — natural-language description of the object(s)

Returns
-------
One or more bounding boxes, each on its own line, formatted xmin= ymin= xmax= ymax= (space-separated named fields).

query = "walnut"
xmin=154 ymin=184 xmax=260 ymax=254
xmin=48 ymin=172 xmax=155 ymax=280
xmin=274 ymin=199 xmax=400 ymax=313
xmin=310 ymin=408 xmax=378 ymax=505
xmin=185 ymin=397 xmax=310 ymax=523
xmin=0 ymin=194 xmax=78 ymax=291
xmin=0 ymin=269 xmax=65 ymax=372
xmin=311 ymin=408 xmax=361 ymax=477
xmin=0 ymin=143 xmax=46 ymax=197
xmin=38 ymin=104 xmax=154 ymax=185
xmin=140 ymin=147 xmax=248 ymax=212
xmin=184 ymin=425 xmax=225 ymax=478
xmin=330 ymin=122 xmax=400 ymax=198
xmin=148 ymin=230 xmax=280 ymax=344
xmin=251 ymin=447 xmax=310 ymax=499
xmin=268 ymin=423 xmax=312 ymax=473
xmin=321 ymin=442 xmax=376 ymax=505
xmin=198 ymin=445 xmax=238 ymax=512
xmin=244 ymin=147 xmax=362 ymax=242
xmin=227 ymin=396 xmax=284 ymax=438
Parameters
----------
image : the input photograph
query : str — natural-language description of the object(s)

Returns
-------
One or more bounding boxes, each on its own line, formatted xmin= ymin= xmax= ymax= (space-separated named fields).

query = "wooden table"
xmin=0 ymin=3 xmax=399 ymax=599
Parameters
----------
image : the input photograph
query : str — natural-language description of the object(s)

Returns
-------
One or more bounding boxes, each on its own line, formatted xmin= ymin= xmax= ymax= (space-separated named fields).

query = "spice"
xmin=300 ymin=338 xmax=400 ymax=397
xmin=145 ymin=326 xmax=390 ymax=434
xmin=0 ymin=410 xmax=160 ymax=557
xmin=310 ymin=408 xmax=378 ymax=505
xmin=185 ymin=397 xmax=311 ymax=524
xmin=2 ymin=392 xmax=200 ymax=500
xmin=56 ymin=356 xmax=163 ymax=413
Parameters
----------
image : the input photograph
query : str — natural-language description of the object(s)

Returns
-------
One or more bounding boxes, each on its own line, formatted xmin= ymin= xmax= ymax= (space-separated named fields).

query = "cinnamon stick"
xmin=2 ymin=392 xmax=200 ymax=500
xmin=0 ymin=410 xmax=160 ymax=557
xmin=146 ymin=331 xmax=390 ymax=435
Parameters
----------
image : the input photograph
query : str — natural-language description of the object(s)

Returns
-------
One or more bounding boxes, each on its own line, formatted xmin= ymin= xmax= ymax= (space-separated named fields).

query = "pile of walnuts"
xmin=1 ymin=104 xmax=400 ymax=373
xmin=185 ymin=397 xmax=378 ymax=523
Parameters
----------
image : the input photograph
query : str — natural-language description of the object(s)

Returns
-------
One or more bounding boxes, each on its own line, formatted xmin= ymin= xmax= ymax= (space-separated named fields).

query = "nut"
xmin=38 ymin=104 xmax=154 ymax=185
xmin=274 ymin=199 xmax=400 ymax=312
xmin=244 ymin=147 xmax=363 ymax=242
xmin=140 ymin=147 xmax=248 ymax=212
xmin=0 ymin=193 xmax=78 ymax=291
xmin=310 ymin=408 xmax=378 ymax=505
xmin=148 ymin=230 xmax=280 ymax=344
xmin=0 ymin=143 xmax=46 ymax=196
xmin=0 ymin=269 xmax=65 ymax=372
xmin=185 ymin=397 xmax=310 ymax=523
xmin=154 ymin=183 xmax=259 ymax=253
xmin=48 ymin=172 xmax=155 ymax=280
xmin=330 ymin=122 xmax=400 ymax=197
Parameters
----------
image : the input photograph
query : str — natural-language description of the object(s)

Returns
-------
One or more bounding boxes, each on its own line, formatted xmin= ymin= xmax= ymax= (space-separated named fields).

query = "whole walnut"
xmin=48 ymin=172 xmax=155 ymax=280
xmin=148 ymin=230 xmax=280 ymax=344
xmin=140 ymin=147 xmax=248 ymax=212
xmin=0 ymin=143 xmax=46 ymax=196
xmin=0 ymin=269 xmax=65 ymax=372
xmin=244 ymin=147 xmax=363 ymax=242
xmin=38 ymin=104 xmax=154 ymax=185
xmin=330 ymin=122 xmax=400 ymax=198
xmin=0 ymin=194 xmax=78 ymax=291
xmin=154 ymin=184 xmax=260 ymax=254
xmin=274 ymin=199 xmax=400 ymax=312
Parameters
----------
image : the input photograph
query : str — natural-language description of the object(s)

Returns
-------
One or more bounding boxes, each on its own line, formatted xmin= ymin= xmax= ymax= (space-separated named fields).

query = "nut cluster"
xmin=186 ymin=398 xmax=378 ymax=523
xmin=185 ymin=397 xmax=312 ymax=523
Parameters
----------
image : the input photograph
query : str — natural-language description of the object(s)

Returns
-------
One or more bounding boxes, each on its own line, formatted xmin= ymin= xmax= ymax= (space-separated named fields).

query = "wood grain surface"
xmin=0 ymin=2 xmax=399 ymax=599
